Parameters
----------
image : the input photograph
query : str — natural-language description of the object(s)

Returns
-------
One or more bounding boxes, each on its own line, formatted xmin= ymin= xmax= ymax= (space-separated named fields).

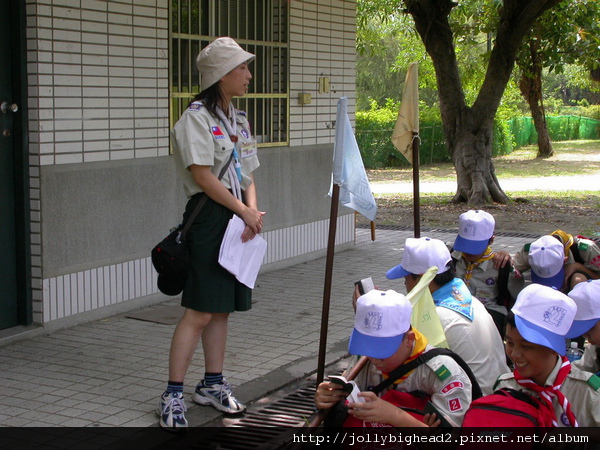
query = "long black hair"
xmin=190 ymin=82 xmax=225 ymax=119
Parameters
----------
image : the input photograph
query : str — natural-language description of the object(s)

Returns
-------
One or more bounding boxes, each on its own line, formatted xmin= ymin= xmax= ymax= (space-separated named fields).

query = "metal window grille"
xmin=169 ymin=0 xmax=289 ymax=147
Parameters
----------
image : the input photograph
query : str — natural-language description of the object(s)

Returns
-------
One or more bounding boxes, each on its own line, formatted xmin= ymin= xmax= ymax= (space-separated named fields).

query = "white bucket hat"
xmin=196 ymin=37 xmax=255 ymax=92
xmin=348 ymin=289 xmax=412 ymax=359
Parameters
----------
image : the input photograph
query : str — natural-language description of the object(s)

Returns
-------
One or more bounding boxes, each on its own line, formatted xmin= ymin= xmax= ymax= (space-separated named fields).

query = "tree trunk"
xmin=452 ymin=117 xmax=508 ymax=205
xmin=404 ymin=0 xmax=563 ymax=205
xmin=518 ymin=38 xmax=554 ymax=157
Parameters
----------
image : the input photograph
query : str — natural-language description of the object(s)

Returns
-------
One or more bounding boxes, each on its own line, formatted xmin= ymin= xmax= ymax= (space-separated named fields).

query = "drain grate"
xmin=190 ymin=384 xmax=319 ymax=449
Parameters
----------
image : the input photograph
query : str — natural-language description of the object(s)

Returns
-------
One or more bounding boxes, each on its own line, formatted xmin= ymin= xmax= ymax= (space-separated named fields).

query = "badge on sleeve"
xmin=440 ymin=381 xmax=464 ymax=395
xmin=211 ymin=126 xmax=226 ymax=139
xmin=448 ymin=398 xmax=463 ymax=412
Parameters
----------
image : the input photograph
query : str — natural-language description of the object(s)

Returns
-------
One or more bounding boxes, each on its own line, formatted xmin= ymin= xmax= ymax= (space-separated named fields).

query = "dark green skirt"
xmin=181 ymin=194 xmax=252 ymax=313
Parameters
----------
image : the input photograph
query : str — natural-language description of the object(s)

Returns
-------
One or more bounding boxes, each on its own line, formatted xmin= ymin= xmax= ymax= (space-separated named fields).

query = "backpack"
xmin=461 ymin=388 xmax=555 ymax=428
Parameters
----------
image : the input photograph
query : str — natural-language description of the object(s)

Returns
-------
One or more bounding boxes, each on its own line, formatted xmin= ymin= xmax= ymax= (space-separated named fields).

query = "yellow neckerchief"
xmin=551 ymin=229 xmax=574 ymax=254
xmin=463 ymin=246 xmax=495 ymax=285
xmin=383 ymin=328 xmax=428 ymax=385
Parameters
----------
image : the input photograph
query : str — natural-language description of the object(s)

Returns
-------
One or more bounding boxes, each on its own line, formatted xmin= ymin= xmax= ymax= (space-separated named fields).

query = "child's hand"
xmin=315 ymin=381 xmax=350 ymax=410
xmin=492 ymin=251 xmax=511 ymax=269
xmin=423 ymin=412 xmax=442 ymax=428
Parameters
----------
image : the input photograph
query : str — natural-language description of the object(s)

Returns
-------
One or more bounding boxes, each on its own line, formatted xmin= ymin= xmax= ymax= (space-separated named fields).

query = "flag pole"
xmin=412 ymin=132 xmax=420 ymax=238
xmin=317 ymin=183 xmax=340 ymax=385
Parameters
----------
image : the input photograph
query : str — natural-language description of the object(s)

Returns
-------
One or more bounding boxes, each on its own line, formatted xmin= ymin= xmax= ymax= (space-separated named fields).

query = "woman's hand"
xmin=315 ymin=381 xmax=350 ymax=410
xmin=240 ymin=206 xmax=265 ymax=242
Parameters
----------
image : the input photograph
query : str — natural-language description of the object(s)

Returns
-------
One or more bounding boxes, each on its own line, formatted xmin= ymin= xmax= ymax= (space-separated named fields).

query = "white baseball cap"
xmin=528 ymin=235 xmax=565 ymax=289
xmin=196 ymin=37 xmax=255 ymax=92
xmin=511 ymin=284 xmax=577 ymax=355
xmin=453 ymin=210 xmax=495 ymax=255
xmin=386 ymin=237 xmax=451 ymax=279
xmin=348 ymin=289 xmax=412 ymax=359
xmin=566 ymin=279 xmax=600 ymax=338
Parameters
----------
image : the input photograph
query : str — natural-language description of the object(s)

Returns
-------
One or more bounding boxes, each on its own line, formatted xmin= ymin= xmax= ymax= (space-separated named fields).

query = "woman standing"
xmin=157 ymin=37 xmax=265 ymax=430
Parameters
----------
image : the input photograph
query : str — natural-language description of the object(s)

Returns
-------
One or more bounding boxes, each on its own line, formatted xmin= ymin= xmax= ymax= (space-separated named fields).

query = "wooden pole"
xmin=412 ymin=132 xmax=420 ymax=238
xmin=316 ymin=183 xmax=340 ymax=386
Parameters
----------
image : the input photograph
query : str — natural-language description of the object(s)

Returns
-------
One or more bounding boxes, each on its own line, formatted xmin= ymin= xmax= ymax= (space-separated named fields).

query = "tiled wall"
xmin=25 ymin=0 xmax=358 ymax=325
xmin=26 ymin=0 xmax=171 ymax=324
xmin=289 ymin=1 xmax=357 ymax=146
xmin=26 ymin=0 xmax=169 ymax=165
xmin=41 ymin=214 xmax=355 ymax=322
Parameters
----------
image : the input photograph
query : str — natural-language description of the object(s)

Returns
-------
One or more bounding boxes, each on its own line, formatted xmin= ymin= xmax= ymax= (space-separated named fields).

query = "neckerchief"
xmin=383 ymin=328 xmax=428 ymax=384
xmin=215 ymin=105 xmax=243 ymax=199
xmin=432 ymin=278 xmax=474 ymax=321
xmin=551 ymin=230 xmax=574 ymax=254
xmin=463 ymin=246 xmax=495 ymax=285
xmin=514 ymin=355 xmax=579 ymax=427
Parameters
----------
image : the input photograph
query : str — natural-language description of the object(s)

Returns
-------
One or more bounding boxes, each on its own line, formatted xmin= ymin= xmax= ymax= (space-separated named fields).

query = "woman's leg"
xmin=168 ymin=308 xmax=213 ymax=382
xmin=202 ymin=312 xmax=230 ymax=373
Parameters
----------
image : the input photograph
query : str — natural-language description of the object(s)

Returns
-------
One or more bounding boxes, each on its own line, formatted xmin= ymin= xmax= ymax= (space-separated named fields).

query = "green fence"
xmin=508 ymin=115 xmax=600 ymax=147
xmin=356 ymin=115 xmax=600 ymax=169
xmin=355 ymin=122 xmax=450 ymax=168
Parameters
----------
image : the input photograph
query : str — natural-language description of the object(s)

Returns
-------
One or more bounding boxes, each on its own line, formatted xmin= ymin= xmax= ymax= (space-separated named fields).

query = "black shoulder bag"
xmin=151 ymin=154 xmax=234 ymax=296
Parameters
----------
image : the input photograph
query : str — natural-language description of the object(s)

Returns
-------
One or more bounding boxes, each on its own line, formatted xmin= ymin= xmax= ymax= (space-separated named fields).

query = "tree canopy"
xmin=356 ymin=0 xmax=600 ymax=205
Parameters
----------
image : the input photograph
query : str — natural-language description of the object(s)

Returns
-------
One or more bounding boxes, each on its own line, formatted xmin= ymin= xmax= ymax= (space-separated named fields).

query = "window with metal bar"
xmin=170 ymin=0 xmax=289 ymax=147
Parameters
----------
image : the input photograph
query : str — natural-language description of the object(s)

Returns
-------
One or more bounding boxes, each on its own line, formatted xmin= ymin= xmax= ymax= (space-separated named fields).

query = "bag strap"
xmin=180 ymin=152 xmax=234 ymax=239
xmin=495 ymin=262 xmax=513 ymax=307
xmin=370 ymin=347 xmax=483 ymax=400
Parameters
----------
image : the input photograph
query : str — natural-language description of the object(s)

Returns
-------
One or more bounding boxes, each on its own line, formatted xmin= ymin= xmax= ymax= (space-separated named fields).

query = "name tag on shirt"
xmin=240 ymin=139 xmax=257 ymax=158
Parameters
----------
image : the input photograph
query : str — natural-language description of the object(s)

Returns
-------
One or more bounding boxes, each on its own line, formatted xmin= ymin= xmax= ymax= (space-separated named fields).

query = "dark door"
xmin=0 ymin=0 xmax=26 ymax=329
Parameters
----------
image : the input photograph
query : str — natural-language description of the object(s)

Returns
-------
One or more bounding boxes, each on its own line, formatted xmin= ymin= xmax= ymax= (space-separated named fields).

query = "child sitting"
xmin=494 ymin=284 xmax=600 ymax=427
xmin=451 ymin=210 xmax=524 ymax=337
xmin=315 ymin=289 xmax=475 ymax=427
xmin=566 ymin=279 xmax=600 ymax=375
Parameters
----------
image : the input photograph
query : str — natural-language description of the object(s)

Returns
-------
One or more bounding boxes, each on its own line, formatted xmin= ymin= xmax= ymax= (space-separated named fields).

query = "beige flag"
xmin=391 ymin=62 xmax=419 ymax=165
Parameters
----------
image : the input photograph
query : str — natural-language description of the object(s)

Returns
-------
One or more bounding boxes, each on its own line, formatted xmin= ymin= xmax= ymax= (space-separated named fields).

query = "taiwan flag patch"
xmin=211 ymin=126 xmax=226 ymax=139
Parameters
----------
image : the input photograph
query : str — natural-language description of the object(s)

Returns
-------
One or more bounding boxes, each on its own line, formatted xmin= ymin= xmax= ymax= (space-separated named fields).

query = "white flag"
xmin=391 ymin=62 xmax=419 ymax=165
xmin=329 ymin=97 xmax=377 ymax=222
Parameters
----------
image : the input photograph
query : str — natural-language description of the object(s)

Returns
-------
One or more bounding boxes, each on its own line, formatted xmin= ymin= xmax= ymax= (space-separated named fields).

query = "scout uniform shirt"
xmin=574 ymin=343 xmax=600 ymax=375
xmin=349 ymin=346 xmax=473 ymax=426
xmin=171 ymin=101 xmax=260 ymax=198
xmin=432 ymin=278 xmax=510 ymax=396
xmin=495 ymin=357 xmax=600 ymax=427
xmin=453 ymin=250 xmax=524 ymax=311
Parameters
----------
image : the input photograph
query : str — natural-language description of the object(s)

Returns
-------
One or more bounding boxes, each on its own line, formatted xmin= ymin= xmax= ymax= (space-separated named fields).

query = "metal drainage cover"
xmin=191 ymin=382 xmax=319 ymax=449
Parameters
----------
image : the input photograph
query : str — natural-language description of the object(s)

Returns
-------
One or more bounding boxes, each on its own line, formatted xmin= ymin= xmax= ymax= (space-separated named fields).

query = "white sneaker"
xmin=192 ymin=378 xmax=245 ymax=414
xmin=157 ymin=391 xmax=188 ymax=430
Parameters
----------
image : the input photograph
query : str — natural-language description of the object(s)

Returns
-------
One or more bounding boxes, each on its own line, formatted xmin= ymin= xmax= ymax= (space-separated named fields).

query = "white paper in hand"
xmin=218 ymin=215 xmax=267 ymax=289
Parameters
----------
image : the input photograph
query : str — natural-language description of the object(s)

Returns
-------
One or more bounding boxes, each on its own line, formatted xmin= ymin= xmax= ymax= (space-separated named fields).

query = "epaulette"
xmin=425 ymin=356 xmax=452 ymax=382
xmin=524 ymin=243 xmax=531 ymax=252
xmin=188 ymin=101 xmax=203 ymax=111
xmin=434 ymin=365 xmax=451 ymax=382
xmin=579 ymin=242 xmax=590 ymax=251
xmin=236 ymin=109 xmax=247 ymax=117
xmin=587 ymin=373 xmax=600 ymax=391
